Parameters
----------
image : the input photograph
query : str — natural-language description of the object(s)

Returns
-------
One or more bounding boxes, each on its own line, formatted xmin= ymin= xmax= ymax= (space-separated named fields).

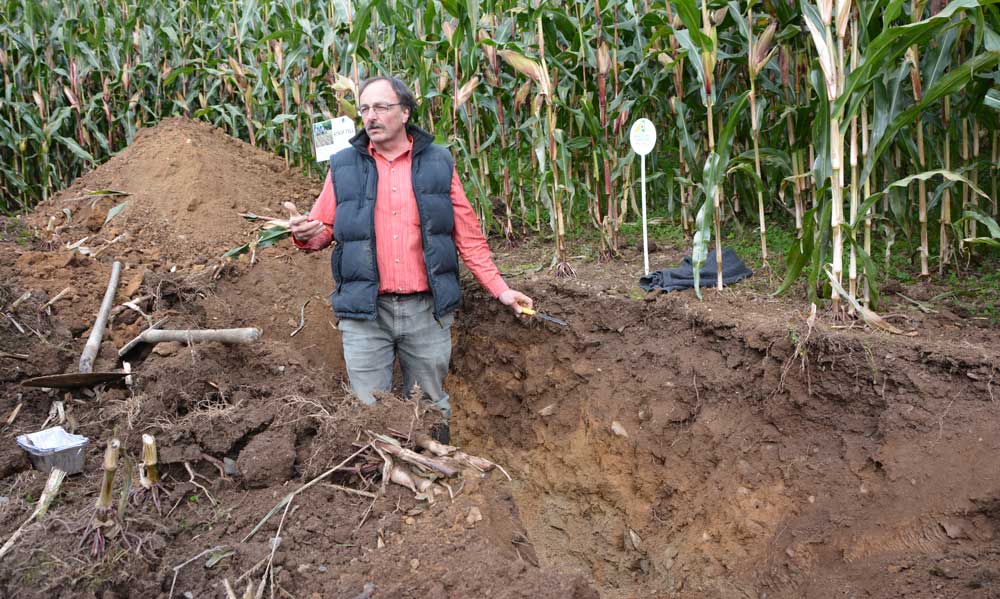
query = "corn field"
xmin=1 ymin=0 xmax=999 ymax=306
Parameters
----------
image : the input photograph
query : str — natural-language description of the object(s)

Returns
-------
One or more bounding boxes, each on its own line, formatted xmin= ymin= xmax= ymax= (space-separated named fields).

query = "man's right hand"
xmin=284 ymin=202 xmax=325 ymax=242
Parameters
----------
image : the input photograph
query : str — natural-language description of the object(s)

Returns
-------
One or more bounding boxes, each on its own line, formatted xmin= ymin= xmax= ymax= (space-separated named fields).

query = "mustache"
xmin=366 ymin=123 xmax=383 ymax=131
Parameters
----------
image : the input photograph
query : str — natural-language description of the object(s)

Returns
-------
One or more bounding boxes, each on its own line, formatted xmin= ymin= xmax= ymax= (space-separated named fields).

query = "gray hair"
xmin=359 ymin=76 xmax=417 ymax=118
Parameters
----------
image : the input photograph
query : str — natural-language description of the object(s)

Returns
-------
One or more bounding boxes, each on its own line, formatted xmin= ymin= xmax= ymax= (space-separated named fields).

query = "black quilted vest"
xmin=329 ymin=125 xmax=461 ymax=320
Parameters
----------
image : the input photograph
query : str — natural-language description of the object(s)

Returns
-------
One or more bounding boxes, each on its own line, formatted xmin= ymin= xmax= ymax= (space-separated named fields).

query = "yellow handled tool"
xmin=520 ymin=307 xmax=568 ymax=326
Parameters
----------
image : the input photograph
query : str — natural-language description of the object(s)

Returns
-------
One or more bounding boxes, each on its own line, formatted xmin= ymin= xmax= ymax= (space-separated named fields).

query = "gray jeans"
xmin=337 ymin=293 xmax=453 ymax=417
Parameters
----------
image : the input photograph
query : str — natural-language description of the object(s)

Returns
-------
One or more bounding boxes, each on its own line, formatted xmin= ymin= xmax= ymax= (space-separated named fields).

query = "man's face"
xmin=359 ymin=80 xmax=410 ymax=146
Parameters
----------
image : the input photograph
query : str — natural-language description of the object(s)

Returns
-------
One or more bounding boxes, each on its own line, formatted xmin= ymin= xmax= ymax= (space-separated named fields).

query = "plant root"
xmin=130 ymin=483 xmax=169 ymax=515
xmin=554 ymin=261 xmax=576 ymax=278
xmin=79 ymin=507 xmax=137 ymax=559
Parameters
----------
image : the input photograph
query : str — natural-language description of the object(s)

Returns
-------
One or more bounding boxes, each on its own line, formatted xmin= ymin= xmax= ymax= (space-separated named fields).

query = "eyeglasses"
xmin=358 ymin=102 xmax=402 ymax=116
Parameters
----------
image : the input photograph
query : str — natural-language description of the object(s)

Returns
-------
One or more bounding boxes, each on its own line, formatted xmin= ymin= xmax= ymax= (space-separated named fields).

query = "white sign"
xmin=629 ymin=118 xmax=657 ymax=156
xmin=629 ymin=118 xmax=657 ymax=275
xmin=313 ymin=116 xmax=356 ymax=162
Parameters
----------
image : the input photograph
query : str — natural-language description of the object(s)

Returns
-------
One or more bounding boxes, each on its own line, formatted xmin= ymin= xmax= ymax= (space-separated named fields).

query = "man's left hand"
xmin=499 ymin=289 xmax=533 ymax=314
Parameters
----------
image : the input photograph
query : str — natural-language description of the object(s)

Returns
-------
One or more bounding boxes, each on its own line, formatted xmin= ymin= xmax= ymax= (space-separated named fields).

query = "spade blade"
xmin=20 ymin=371 xmax=128 ymax=389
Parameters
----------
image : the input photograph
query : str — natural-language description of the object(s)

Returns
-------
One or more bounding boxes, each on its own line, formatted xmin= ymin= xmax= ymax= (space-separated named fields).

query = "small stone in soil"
xmin=466 ymin=506 xmax=483 ymax=526
xmin=152 ymin=341 xmax=183 ymax=356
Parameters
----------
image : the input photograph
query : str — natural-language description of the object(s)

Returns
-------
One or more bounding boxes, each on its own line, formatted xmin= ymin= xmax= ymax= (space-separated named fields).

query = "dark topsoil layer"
xmin=0 ymin=117 xmax=998 ymax=599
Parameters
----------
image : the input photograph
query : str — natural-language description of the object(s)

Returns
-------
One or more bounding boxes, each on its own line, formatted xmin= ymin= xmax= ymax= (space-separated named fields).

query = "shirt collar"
xmin=368 ymin=135 xmax=414 ymax=161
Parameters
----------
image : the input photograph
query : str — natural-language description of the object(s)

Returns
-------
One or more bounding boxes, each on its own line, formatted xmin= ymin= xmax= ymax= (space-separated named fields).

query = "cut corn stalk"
xmin=0 ymin=468 xmax=66 ymax=561
xmin=81 ymin=438 xmax=126 ymax=558
xmin=131 ymin=434 xmax=167 ymax=514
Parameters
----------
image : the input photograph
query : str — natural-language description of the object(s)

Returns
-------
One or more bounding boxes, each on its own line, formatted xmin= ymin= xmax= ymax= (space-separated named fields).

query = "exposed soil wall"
xmin=451 ymin=283 xmax=1000 ymax=598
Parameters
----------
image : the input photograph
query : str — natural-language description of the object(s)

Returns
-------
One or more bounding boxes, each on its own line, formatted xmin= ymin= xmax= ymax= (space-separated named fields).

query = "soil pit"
xmin=451 ymin=285 xmax=1000 ymax=598
xmin=1 ymin=118 xmax=998 ymax=599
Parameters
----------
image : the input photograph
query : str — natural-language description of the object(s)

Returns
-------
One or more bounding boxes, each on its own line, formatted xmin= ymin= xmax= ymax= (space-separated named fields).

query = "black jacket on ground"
xmin=639 ymin=248 xmax=752 ymax=292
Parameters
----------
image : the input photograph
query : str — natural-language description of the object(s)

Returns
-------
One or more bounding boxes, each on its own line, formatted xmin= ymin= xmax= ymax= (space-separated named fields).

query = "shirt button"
xmin=392 ymin=187 xmax=397 ymax=191
xmin=393 ymin=234 xmax=398 ymax=240
xmin=392 ymin=210 xmax=397 ymax=215
xmin=395 ymin=258 xmax=400 ymax=263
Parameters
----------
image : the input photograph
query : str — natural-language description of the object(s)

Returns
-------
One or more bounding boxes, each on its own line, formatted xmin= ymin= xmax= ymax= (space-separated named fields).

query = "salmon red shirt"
xmin=294 ymin=138 xmax=509 ymax=298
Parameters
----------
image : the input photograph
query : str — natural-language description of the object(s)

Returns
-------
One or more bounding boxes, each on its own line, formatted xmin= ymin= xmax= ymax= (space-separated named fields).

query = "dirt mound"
xmin=34 ymin=117 xmax=318 ymax=265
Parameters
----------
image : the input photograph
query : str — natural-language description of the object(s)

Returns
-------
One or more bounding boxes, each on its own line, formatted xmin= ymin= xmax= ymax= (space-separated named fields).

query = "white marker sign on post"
xmin=313 ymin=115 xmax=356 ymax=162
xmin=629 ymin=118 xmax=656 ymax=275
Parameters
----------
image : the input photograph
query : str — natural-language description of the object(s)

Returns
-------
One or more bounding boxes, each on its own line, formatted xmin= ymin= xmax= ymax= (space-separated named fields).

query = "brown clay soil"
xmin=1 ymin=117 xmax=998 ymax=599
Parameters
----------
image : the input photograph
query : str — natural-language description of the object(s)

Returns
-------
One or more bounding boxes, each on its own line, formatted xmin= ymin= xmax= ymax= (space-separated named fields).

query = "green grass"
xmin=941 ymin=268 xmax=1000 ymax=324
xmin=0 ymin=216 xmax=35 ymax=246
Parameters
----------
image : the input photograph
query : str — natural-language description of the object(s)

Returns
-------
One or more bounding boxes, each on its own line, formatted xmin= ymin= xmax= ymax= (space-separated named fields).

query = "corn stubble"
xmin=131 ymin=434 xmax=168 ymax=514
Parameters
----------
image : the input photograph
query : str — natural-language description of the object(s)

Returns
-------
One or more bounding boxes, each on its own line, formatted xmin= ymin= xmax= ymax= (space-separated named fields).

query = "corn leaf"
xmin=837 ymin=0 xmax=986 ymax=121
xmin=801 ymin=1 xmax=836 ymax=100
xmin=673 ymin=98 xmax=699 ymax=171
xmin=103 ymin=201 xmax=128 ymax=225
xmin=882 ymin=0 xmax=906 ymax=27
xmin=223 ymin=242 xmax=251 ymax=259
xmin=955 ymin=209 xmax=1000 ymax=238
xmin=715 ymin=91 xmax=750 ymax=166
xmin=824 ymin=265 xmax=916 ymax=336
xmin=877 ymin=170 xmax=993 ymax=215
xmin=691 ymin=168 xmax=716 ymax=300
xmin=870 ymin=61 xmax=910 ymax=167
xmin=923 ymin=28 xmax=959 ymax=90
xmin=672 ymin=0 xmax=714 ymax=48
xmin=674 ymin=29 xmax=711 ymax=106
xmin=869 ymin=50 xmax=1000 ymax=176
xmin=965 ymin=237 xmax=1000 ymax=247
xmin=55 ymin=135 xmax=94 ymax=162
xmin=774 ymin=204 xmax=818 ymax=297
xmin=842 ymin=232 xmax=881 ymax=310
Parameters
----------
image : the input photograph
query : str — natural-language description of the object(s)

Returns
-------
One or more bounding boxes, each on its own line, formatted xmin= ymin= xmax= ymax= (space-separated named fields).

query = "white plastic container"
xmin=15 ymin=426 xmax=89 ymax=475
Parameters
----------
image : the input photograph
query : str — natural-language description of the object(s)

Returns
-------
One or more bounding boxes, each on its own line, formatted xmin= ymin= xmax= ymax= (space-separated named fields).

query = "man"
xmin=286 ymin=76 xmax=532 ymax=438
